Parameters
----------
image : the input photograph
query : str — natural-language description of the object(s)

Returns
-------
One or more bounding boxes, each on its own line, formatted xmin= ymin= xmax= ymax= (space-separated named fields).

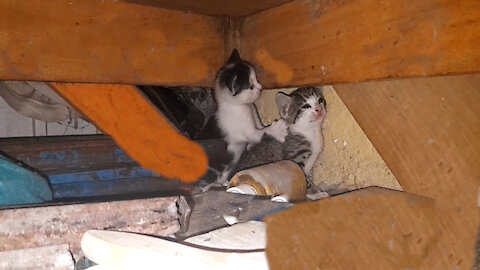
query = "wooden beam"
xmin=0 ymin=197 xmax=181 ymax=261
xmin=0 ymin=0 xmax=223 ymax=86
xmin=50 ymin=83 xmax=208 ymax=183
xmin=265 ymin=187 xmax=445 ymax=269
xmin=241 ymin=0 xmax=480 ymax=88
xmin=333 ymin=74 xmax=480 ymax=269
xmin=123 ymin=0 xmax=293 ymax=17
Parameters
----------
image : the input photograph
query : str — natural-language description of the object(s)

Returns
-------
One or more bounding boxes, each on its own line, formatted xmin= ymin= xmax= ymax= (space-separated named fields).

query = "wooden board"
xmin=81 ymin=230 xmax=268 ymax=270
xmin=0 ymin=0 xmax=223 ymax=86
xmin=0 ymin=197 xmax=180 ymax=261
xmin=0 ymin=245 xmax=74 ymax=270
xmin=240 ymin=0 xmax=480 ymax=88
xmin=124 ymin=0 xmax=293 ymax=17
xmin=265 ymin=187 xmax=445 ymax=269
xmin=333 ymin=74 xmax=480 ymax=269
xmin=50 ymin=83 xmax=208 ymax=183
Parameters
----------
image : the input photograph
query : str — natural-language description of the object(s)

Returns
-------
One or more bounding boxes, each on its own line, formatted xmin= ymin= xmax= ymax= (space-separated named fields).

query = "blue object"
xmin=0 ymin=154 xmax=52 ymax=206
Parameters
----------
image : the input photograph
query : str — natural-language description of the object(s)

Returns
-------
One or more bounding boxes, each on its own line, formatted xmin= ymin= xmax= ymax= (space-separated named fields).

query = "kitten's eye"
xmin=318 ymin=97 xmax=324 ymax=104
xmin=301 ymin=104 xmax=311 ymax=109
xmin=250 ymin=85 xmax=254 ymax=90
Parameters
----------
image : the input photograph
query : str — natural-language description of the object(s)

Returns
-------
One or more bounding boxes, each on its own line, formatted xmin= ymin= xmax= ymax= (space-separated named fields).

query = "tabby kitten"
xmin=214 ymin=49 xmax=288 ymax=184
xmin=234 ymin=87 xmax=327 ymax=188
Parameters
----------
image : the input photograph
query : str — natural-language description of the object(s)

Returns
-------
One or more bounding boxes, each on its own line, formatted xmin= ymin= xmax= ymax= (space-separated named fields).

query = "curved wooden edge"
xmin=50 ymin=83 xmax=208 ymax=183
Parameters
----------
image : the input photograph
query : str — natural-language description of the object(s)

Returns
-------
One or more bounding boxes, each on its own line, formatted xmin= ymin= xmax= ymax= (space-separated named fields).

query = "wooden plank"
xmin=124 ymin=0 xmax=293 ymax=17
xmin=240 ymin=0 xmax=480 ymax=88
xmin=0 ymin=135 xmax=134 ymax=174
xmin=333 ymin=74 xmax=480 ymax=269
xmin=185 ymin=221 xmax=266 ymax=250
xmin=50 ymin=83 xmax=208 ymax=183
xmin=0 ymin=197 xmax=180 ymax=261
xmin=0 ymin=245 xmax=74 ymax=270
xmin=51 ymin=176 xmax=180 ymax=199
xmin=81 ymin=230 xmax=268 ymax=270
xmin=0 ymin=136 xmax=227 ymax=199
xmin=0 ymin=0 xmax=223 ymax=86
xmin=265 ymin=187 xmax=444 ymax=269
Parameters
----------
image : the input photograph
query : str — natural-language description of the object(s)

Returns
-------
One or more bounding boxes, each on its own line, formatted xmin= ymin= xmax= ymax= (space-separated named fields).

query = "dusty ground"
xmin=255 ymin=86 xmax=402 ymax=193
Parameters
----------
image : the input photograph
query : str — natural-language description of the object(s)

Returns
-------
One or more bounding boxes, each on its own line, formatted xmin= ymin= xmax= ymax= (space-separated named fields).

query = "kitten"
xmin=214 ymin=49 xmax=288 ymax=185
xmin=234 ymin=86 xmax=327 ymax=191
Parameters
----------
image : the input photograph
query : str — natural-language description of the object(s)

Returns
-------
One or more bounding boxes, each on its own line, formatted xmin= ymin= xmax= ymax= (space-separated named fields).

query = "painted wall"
xmin=255 ymin=86 xmax=402 ymax=193
xmin=0 ymin=92 xmax=100 ymax=138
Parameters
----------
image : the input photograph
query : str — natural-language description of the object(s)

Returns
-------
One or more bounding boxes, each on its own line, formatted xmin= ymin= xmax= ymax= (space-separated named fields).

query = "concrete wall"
xmin=255 ymin=86 xmax=402 ymax=193
xmin=0 ymin=93 xmax=100 ymax=138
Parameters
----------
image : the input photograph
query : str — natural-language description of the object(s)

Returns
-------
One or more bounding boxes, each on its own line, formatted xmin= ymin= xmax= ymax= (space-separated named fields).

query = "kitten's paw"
xmin=306 ymin=180 xmax=329 ymax=201
xmin=267 ymin=119 xmax=288 ymax=142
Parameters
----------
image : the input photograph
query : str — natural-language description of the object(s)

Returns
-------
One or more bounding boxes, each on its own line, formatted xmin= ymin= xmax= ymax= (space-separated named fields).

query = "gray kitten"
xmin=234 ymin=87 xmax=327 ymax=189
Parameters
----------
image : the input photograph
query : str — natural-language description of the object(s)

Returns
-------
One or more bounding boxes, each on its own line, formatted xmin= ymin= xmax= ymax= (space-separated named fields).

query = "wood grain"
xmin=124 ymin=0 xmax=293 ymax=16
xmin=334 ymin=74 xmax=480 ymax=269
xmin=241 ymin=0 xmax=480 ymax=88
xmin=81 ymin=230 xmax=268 ymax=270
xmin=50 ymin=83 xmax=208 ymax=183
xmin=0 ymin=0 xmax=223 ymax=86
xmin=265 ymin=187 xmax=443 ymax=269
xmin=0 ymin=197 xmax=180 ymax=261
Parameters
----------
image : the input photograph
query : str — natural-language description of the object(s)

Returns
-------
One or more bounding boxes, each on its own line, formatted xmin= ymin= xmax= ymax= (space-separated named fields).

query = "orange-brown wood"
xmin=333 ymin=74 xmax=480 ymax=269
xmin=125 ymin=0 xmax=293 ymax=17
xmin=0 ymin=0 xmax=223 ymax=86
xmin=50 ymin=83 xmax=208 ymax=183
xmin=266 ymin=187 xmax=444 ymax=269
xmin=241 ymin=0 xmax=480 ymax=88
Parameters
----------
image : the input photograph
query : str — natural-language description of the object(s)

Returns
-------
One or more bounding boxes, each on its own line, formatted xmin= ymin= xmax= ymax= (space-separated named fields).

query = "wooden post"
xmin=0 ymin=197 xmax=181 ymax=261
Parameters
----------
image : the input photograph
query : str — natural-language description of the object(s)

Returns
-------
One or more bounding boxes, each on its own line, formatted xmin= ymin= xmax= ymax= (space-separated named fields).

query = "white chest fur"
xmin=216 ymin=102 xmax=259 ymax=144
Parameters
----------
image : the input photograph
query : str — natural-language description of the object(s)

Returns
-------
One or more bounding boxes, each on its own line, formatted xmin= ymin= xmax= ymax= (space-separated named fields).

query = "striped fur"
xmin=234 ymin=87 xmax=326 ymax=186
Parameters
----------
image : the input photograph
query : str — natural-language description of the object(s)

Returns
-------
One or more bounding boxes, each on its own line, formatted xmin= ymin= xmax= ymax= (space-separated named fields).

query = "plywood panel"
xmin=125 ymin=0 xmax=293 ymax=17
xmin=265 ymin=187 xmax=443 ymax=269
xmin=50 ymin=83 xmax=208 ymax=183
xmin=334 ymin=74 xmax=480 ymax=269
xmin=0 ymin=0 xmax=223 ymax=86
xmin=241 ymin=0 xmax=480 ymax=88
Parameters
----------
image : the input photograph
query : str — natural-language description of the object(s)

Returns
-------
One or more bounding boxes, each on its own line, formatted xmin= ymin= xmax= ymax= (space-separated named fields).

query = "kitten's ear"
xmin=228 ymin=49 xmax=241 ymax=64
xmin=230 ymin=74 xmax=240 ymax=95
xmin=314 ymin=86 xmax=323 ymax=95
xmin=276 ymin=92 xmax=292 ymax=118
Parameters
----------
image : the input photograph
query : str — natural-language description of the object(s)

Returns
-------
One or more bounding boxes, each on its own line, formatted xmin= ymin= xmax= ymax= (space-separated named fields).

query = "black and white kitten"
xmin=234 ymin=87 xmax=327 ymax=190
xmin=215 ymin=49 xmax=288 ymax=184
